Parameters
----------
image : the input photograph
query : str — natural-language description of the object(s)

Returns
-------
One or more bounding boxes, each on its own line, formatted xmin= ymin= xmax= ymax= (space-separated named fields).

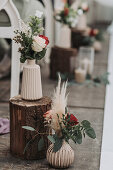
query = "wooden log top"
xmin=71 ymin=28 xmax=86 ymax=33
xmin=54 ymin=46 xmax=78 ymax=53
xmin=9 ymin=95 xmax=52 ymax=107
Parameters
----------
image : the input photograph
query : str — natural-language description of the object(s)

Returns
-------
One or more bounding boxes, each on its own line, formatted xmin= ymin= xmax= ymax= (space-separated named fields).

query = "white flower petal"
xmin=35 ymin=10 xmax=43 ymax=18
xmin=32 ymin=35 xmax=46 ymax=52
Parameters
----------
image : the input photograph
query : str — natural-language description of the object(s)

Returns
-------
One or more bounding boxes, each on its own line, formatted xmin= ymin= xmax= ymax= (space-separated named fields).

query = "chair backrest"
xmin=42 ymin=0 xmax=54 ymax=62
xmin=0 ymin=0 xmax=21 ymax=97
xmin=14 ymin=0 xmax=54 ymax=62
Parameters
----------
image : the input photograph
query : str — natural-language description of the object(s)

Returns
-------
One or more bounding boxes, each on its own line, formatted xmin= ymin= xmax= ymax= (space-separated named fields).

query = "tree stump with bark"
xmin=50 ymin=46 xmax=77 ymax=79
xmin=71 ymin=29 xmax=86 ymax=49
xmin=9 ymin=95 xmax=51 ymax=160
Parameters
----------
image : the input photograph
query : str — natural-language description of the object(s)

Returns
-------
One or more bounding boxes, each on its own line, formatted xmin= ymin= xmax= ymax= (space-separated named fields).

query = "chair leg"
xmin=10 ymin=41 xmax=20 ymax=98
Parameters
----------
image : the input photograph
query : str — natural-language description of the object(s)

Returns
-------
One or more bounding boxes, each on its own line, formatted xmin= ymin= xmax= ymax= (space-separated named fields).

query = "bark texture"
xmin=10 ymin=95 xmax=51 ymax=160
xmin=50 ymin=46 xmax=77 ymax=79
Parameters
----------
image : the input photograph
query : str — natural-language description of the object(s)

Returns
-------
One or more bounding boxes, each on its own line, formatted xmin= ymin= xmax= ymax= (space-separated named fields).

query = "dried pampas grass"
xmin=51 ymin=74 xmax=68 ymax=132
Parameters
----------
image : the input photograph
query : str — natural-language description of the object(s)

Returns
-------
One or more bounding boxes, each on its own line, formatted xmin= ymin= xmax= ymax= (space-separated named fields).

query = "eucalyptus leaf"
xmin=37 ymin=48 xmax=47 ymax=60
xmin=47 ymin=135 xmax=55 ymax=144
xmin=20 ymin=56 xmax=26 ymax=63
xmin=85 ymin=127 xmax=96 ymax=139
xmin=65 ymin=107 xmax=68 ymax=114
xmin=53 ymin=138 xmax=62 ymax=152
xmin=22 ymin=126 xmax=36 ymax=131
xmin=81 ymin=120 xmax=91 ymax=129
xmin=76 ymin=131 xmax=82 ymax=144
xmin=38 ymin=137 xmax=44 ymax=151
xmin=23 ymin=138 xmax=33 ymax=154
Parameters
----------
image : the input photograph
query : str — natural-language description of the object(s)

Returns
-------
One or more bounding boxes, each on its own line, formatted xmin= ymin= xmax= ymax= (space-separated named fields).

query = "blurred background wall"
xmin=87 ymin=0 xmax=113 ymax=25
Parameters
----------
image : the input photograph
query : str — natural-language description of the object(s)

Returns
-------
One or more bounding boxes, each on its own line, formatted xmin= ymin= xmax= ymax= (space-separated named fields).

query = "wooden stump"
xmin=71 ymin=29 xmax=86 ymax=49
xmin=9 ymin=95 xmax=51 ymax=160
xmin=50 ymin=46 xmax=77 ymax=79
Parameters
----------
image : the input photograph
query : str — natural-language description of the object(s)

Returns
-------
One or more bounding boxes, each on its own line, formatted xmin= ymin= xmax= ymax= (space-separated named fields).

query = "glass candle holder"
xmin=78 ymin=47 xmax=95 ymax=75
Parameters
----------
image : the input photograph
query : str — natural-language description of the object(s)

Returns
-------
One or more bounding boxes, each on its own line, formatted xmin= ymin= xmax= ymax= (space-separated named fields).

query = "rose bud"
xmin=64 ymin=8 xmax=69 ymax=16
xmin=39 ymin=35 xmax=49 ymax=47
xmin=66 ymin=114 xmax=79 ymax=126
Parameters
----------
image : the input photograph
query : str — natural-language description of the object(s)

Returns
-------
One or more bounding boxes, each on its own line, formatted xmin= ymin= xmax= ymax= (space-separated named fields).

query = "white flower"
xmin=35 ymin=10 xmax=43 ymax=18
xmin=71 ymin=19 xmax=78 ymax=28
xmin=20 ymin=20 xmax=31 ymax=35
xmin=78 ymin=9 xmax=83 ymax=16
xmin=32 ymin=35 xmax=46 ymax=52
xmin=81 ymin=2 xmax=88 ymax=10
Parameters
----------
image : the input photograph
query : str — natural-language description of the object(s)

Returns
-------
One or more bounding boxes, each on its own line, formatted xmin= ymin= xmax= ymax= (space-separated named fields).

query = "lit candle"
xmin=75 ymin=68 xmax=86 ymax=83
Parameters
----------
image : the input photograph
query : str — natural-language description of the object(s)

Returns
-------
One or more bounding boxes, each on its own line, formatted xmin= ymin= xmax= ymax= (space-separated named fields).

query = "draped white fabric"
xmin=94 ymin=0 xmax=113 ymax=7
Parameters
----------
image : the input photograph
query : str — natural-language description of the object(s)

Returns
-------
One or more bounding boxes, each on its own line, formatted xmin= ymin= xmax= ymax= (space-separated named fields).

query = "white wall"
xmin=87 ymin=0 xmax=113 ymax=24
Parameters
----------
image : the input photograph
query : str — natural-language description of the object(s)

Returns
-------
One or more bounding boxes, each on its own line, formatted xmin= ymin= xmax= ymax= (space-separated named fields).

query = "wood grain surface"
xmin=9 ymin=96 xmax=51 ymax=160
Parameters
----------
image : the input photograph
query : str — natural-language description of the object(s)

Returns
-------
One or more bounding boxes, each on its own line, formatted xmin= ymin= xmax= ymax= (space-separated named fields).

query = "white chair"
xmin=0 ymin=0 xmax=54 ymax=98
xmin=54 ymin=0 xmax=65 ymax=46
xmin=0 ymin=0 xmax=21 ymax=98
xmin=43 ymin=0 xmax=54 ymax=62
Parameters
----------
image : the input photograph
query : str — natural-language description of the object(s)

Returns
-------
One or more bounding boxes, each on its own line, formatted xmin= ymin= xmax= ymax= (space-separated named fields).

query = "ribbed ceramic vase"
xmin=21 ymin=59 xmax=42 ymax=100
xmin=58 ymin=24 xmax=71 ymax=48
xmin=46 ymin=141 xmax=74 ymax=168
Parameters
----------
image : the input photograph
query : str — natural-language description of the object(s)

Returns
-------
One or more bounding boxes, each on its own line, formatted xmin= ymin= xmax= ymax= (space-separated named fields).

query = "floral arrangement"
xmin=77 ymin=0 xmax=89 ymax=15
xmin=22 ymin=75 xmax=96 ymax=152
xmin=13 ymin=12 xmax=49 ymax=63
xmin=55 ymin=4 xmax=77 ymax=28
xmin=43 ymin=75 xmax=96 ymax=152
xmin=88 ymin=28 xmax=104 ymax=42
xmin=78 ymin=28 xmax=104 ymax=47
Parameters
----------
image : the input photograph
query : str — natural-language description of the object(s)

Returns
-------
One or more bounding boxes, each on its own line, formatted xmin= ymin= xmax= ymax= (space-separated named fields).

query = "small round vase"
xmin=46 ymin=141 xmax=74 ymax=168
xmin=21 ymin=59 xmax=42 ymax=100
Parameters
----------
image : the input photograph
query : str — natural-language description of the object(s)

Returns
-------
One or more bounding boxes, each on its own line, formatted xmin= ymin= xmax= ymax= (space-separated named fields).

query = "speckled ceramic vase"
xmin=21 ymin=59 xmax=42 ymax=100
xmin=46 ymin=141 xmax=74 ymax=168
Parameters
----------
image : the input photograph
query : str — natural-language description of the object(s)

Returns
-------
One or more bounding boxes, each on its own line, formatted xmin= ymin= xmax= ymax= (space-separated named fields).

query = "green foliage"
xmin=65 ymin=107 xmax=68 ymax=114
xmin=58 ymin=72 xmax=110 ymax=87
xmin=22 ymin=110 xmax=96 ymax=153
xmin=100 ymin=72 xmax=110 ymax=85
xmin=81 ymin=120 xmax=96 ymax=139
xmin=38 ymin=137 xmax=44 ymax=151
xmin=13 ymin=16 xmax=47 ymax=63
xmin=82 ymin=36 xmax=94 ymax=46
xmin=92 ymin=72 xmax=110 ymax=86
xmin=53 ymin=137 xmax=63 ymax=152
xmin=85 ymin=127 xmax=96 ymax=139
xmin=75 ymin=130 xmax=82 ymax=144
xmin=23 ymin=138 xmax=34 ymax=154
xmin=36 ymin=48 xmax=47 ymax=60
xmin=22 ymin=126 xmax=36 ymax=131
xmin=29 ymin=16 xmax=43 ymax=35
xmin=47 ymin=135 xmax=55 ymax=144
xmin=95 ymin=30 xmax=104 ymax=42
xmin=81 ymin=120 xmax=91 ymax=129
xmin=47 ymin=114 xmax=96 ymax=152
